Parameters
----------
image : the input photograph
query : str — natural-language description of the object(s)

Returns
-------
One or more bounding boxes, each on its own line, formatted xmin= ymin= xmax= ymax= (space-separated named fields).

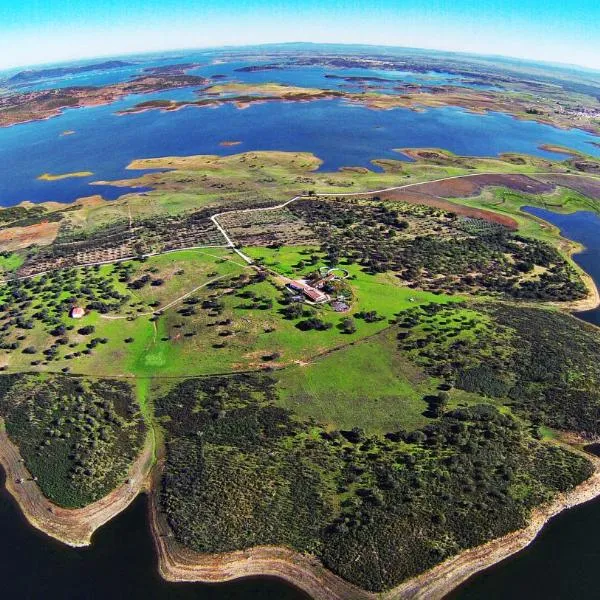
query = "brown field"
xmin=537 ymin=175 xmax=600 ymax=200
xmin=415 ymin=174 xmax=555 ymax=198
xmin=379 ymin=189 xmax=519 ymax=229
xmin=0 ymin=221 xmax=60 ymax=252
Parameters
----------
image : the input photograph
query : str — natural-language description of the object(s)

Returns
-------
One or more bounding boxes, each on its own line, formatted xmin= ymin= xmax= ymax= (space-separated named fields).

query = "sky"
xmin=0 ymin=0 xmax=599 ymax=71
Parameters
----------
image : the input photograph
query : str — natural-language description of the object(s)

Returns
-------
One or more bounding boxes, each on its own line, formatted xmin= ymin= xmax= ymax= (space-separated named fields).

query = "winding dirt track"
xmin=0 ymin=422 xmax=154 ymax=547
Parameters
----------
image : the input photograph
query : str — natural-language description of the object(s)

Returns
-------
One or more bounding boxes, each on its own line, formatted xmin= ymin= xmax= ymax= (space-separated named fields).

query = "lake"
xmin=448 ymin=492 xmax=600 ymax=600
xmin=0 ymin=468 xmax=308 ymax=600
xmin=1 ymin=53 xmax=599 ymax=206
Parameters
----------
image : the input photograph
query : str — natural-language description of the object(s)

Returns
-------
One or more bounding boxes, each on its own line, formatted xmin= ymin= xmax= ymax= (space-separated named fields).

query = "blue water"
xmin=1 ymin=89 xmax=599 ymax=206
xmin=451 ymin=206 xmax=600 ymax=599
xmin=450 ymin=493 xmax=600 ymax=599
xmin=1 ymin=50 xmax=495 ymax=94
xmin=522 ymin=206 xmax=600 ymax=326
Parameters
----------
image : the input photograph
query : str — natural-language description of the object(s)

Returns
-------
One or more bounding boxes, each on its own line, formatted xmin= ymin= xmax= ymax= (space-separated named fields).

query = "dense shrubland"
xmin=156 ymin=374 xmax=591 ymax=591
xmin=0 ymin=374 xmax=145 ymax=507
xmin=289 ymin=198 xmax=586 ymax=301
xmin=398 ymin=302 xmax=600 ymax=436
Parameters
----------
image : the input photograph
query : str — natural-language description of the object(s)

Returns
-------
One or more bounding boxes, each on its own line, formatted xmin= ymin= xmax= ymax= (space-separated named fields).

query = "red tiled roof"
xmin=304 ymin=288 xmax=327 ymax=302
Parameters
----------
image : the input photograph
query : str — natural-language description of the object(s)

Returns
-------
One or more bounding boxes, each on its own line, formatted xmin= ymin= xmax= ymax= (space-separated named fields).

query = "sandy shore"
xmin=388 ymin=454 xmax=600 ymax=600
xmin=543 ymin=238 xmax=600 ymax=313
xmin=149 ymin=488 xmax=372 ymax=600
xmin=151 ymin=454 xmax=600 ymax=600
xmin=566 ymin=234 xmax=600 ymax=312
xmin=0 ymin=422 xmax=154 ymax=547
xmin=565 ymin=270 xmax=600 ymax=312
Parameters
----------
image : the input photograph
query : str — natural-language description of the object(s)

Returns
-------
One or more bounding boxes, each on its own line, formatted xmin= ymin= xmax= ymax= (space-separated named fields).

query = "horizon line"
xmin=1 ymin=40 xmax=599 ymax=76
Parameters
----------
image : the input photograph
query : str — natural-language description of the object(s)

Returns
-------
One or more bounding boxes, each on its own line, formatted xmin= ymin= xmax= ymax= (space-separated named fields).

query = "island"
xmin=38 ymin=171 xmax=93 ymax=181
xmin=0 ymin=72 xmax=210 ymax=128
xmin=1 ymin=146 xmax=600 ymax=598
xmin=6 ymin=60 xmax=134 ymax=84
xmin=1 ymin=47 xmax=598 ymax=137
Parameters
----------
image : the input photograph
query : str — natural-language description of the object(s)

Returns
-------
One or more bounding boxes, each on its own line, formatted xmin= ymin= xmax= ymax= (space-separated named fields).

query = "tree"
xmin=428 ymin=391 xmax=450 ymax=418
xmin=340 ymin=317 xmax=357 ymax=334
xmin=282 ymin=303 xmax=304 ymax=320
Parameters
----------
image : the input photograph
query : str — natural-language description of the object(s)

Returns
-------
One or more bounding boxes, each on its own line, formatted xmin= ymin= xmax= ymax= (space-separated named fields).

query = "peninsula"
xmin=1 ymin=146 xmax=600 ymax=598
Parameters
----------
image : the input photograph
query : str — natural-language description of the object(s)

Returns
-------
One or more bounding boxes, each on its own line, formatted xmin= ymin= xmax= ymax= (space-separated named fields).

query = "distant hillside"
xmin=8 ymin=60 xmax=133 ymax=83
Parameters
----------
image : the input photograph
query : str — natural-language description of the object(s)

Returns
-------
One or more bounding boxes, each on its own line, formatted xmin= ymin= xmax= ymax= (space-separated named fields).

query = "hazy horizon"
xmin=1 ymin=0 xmax=598 ymax=72
xmin=1 ymin=41 xmax=599 ymax=78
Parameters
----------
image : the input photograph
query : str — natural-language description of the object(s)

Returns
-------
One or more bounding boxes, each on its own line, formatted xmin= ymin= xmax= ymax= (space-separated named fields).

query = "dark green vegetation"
xmin=158 ymin=376 xmax=328 ymax=554
xmin=289 ymin=198 xmax=586 ymax=300
xmin=1 ymin=149 xmax=600 ymax=592
xmin=156 ymin=374 xmax=592 ymax=591
xmin=0 ymin=204 xmax=62 ymax=229
xmin=399 ymin=302 xmax=600 ymax=436
xmin=0 ymin=374 xmax=145 ymax=507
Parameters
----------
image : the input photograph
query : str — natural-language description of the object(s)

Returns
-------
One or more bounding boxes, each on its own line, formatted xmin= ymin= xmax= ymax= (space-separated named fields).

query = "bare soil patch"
xmin=0 ymin=221 xmax=60 ymax=252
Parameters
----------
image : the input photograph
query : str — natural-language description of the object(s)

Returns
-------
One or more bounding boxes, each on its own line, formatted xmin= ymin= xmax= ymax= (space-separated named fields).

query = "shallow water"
xmin=1 ymin=54 xmax=599 ymax=206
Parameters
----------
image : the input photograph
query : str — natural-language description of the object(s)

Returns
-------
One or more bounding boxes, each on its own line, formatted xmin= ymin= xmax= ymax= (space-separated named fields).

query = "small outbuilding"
xmin=331 ymin=300 xmax=350 ymax=312
xmin=70 ymin=306 xmax=85 ymax=319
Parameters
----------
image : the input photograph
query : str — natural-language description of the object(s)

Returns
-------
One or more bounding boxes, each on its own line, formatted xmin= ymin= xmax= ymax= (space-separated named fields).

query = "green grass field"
xmin=0 ymin=248 xmax=246 ymax=374
xmin=0 ymin=252 xmax=24 ymax=274
xmin=276 ymin=328 xmax=437 ymax=433
xmin=0 ymin=236 xmax=464 ymax=382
